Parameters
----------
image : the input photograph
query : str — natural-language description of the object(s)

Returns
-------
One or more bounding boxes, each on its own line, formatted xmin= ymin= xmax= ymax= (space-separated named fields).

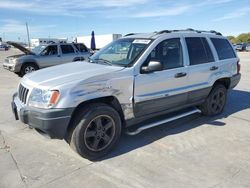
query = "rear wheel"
xmin=69 ymin=103 xmax=122 ymax=160
xmin=199 ymin=84 xmax=227 ymax=116
xmin=20 ymin=63 xmax=38 ymax=77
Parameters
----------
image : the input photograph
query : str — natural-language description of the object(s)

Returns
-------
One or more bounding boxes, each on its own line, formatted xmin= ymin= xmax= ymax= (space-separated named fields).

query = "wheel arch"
xmin=21 ymin=61 xmax=40 ymax=70
xmin=73 ymin=57 xmax=85 ymax=61
xmin=65 ymin=96 xmax=125 ymax=139
xmin=213 ymin=77 xmax=231 ymax=89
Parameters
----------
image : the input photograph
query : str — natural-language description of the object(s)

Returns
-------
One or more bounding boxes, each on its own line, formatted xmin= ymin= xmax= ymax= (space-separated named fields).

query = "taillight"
xmin=237 ymin=60 xmax=240 ymax=74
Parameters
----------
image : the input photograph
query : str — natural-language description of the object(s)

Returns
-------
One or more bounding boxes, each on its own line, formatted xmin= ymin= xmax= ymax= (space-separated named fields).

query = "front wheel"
xmin=20 ymin=63 xmax=38 ymax=77
xmin=199 ymin=84 xmax=227 ymax=116
xmin=69 ymin=103 xmax=122 ymax=160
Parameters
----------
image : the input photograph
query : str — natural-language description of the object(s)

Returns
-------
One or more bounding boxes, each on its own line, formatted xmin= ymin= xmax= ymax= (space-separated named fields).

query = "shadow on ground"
xmin=102 ymin=89 xmax=250 ymax=160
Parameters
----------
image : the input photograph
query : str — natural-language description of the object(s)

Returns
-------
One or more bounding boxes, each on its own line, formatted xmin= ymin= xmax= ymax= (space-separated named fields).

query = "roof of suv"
xmin=123 ymin=29 xmax=224 ymax=39
xmin=47 ymin=42 xmax=85 ymax=45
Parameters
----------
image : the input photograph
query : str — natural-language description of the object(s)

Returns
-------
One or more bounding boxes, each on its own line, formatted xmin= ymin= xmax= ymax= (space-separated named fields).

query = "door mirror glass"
xmin=141 ymin=61 xmax=163 ymax=73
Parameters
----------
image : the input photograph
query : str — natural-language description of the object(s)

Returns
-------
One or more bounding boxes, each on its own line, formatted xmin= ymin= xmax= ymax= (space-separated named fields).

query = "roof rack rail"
xmin=124 ymin=33 xmax=138 ymax=37
xmin=157 ymin=30 xmax=172 ymax=34
xmin=156 ymin=28 xmax=222 ymax=36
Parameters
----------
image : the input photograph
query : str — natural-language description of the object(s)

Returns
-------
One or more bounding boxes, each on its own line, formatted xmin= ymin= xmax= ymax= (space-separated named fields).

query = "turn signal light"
xmin=49 ymin=90 xmax=60 ymax=105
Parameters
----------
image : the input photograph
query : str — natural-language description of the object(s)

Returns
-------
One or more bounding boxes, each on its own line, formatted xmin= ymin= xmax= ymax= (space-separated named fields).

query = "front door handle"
xmin=175 ymin=72 xmax=187 ymax=78
xmin=210 ymin=66 xmax=218 ymax=71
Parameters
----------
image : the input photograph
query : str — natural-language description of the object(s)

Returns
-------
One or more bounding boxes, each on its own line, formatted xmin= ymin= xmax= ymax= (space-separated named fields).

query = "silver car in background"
xmin=3 ymin=42 xmax=91 ymax=76
xmin=246 ymin=44 xmax=250 ymax=52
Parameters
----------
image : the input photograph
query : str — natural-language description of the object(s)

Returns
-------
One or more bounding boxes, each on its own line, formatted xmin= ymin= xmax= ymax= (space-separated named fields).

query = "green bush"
xmin=227 ymin=33 xmax=250 ymax=44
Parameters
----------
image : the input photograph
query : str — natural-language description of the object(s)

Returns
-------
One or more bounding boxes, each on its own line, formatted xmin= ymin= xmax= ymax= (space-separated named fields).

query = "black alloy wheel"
xmin=84 ymin=115 xmax=116 ymax=152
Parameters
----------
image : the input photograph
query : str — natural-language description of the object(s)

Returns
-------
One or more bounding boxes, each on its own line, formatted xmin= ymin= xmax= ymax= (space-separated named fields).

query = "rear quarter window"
xmin=210 ymin=38 xmax=236 ymax=60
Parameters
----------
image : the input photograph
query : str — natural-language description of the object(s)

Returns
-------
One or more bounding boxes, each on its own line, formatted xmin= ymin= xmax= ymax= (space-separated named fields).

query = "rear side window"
xmin=210 ymin=38 xmax=236 ymax=60
xmin=61 ymin=45 xmax=75 ymax=54
xmin=186 ymin=37 xmax=214 ymax=65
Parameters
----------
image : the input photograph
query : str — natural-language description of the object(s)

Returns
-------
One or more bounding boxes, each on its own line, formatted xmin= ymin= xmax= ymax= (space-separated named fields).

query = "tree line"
xmin=227 ymin=33 xmax=250 ymax=44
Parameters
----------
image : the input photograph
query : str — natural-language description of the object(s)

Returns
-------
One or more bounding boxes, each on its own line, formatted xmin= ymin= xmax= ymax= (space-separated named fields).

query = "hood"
xmin=7 ymin=41 xmax=34 ymax=55
xmin=7 ymin=54 xmax=26 ymax=59
xmin=22 ymin=61 xmax=124 ymax=88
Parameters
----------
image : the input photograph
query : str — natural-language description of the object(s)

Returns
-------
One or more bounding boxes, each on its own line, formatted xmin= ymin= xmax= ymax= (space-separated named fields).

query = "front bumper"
xmin=229 ymin=73 xmax=241 ymax=89
xmin=12 ymin=93 xmax=74 ymax=139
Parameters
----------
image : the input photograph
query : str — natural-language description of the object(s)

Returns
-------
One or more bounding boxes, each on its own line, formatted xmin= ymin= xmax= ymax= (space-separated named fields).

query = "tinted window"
xmin=61 ymin=45 xmax=75 ymax=54
xmin=147 ymin=38 xmax=183 ymax=69
xmin=186 ymin=37 xmax=214 ymax=65
xmin=211 ymin=38 xmax=236 ymax=60
xmin=201 ymin=38 xmax=214 ymax=62
xmin=40 ymin=45 xmax=58 ymax=56
xmin=73 ymin=43 xmax=88 ymax=52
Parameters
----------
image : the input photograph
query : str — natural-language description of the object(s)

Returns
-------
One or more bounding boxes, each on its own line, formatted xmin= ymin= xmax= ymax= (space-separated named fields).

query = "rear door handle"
xmin=210 ymin=66 xmax=218 ymax=71
xmin=175 ymin=72 xmax=187 ymax=78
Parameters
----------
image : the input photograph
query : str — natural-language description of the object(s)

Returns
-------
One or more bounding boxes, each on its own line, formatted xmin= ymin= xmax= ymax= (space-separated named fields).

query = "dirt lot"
xmin=0 ymin=49 xmax=250 ymax=188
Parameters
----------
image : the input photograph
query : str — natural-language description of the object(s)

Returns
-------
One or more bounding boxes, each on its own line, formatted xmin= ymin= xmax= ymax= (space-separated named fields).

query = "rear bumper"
xmin=12 ymin=93 xmax=74 ymax=139
xmin=229 ymin=73 xmax=241 ymax=89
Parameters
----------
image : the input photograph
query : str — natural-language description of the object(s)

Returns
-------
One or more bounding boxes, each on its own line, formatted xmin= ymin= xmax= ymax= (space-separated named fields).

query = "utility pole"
xmin=26 ymin=22 xmax=30 ymax=48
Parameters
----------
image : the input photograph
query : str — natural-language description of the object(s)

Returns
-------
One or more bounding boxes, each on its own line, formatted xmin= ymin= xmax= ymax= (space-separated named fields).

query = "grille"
xmin=18 ymin=84 xmax=29 ymax=104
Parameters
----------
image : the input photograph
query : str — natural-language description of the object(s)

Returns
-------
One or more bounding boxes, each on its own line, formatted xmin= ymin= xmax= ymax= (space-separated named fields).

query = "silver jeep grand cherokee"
xmin=11 ymin=29 xmax=241 ymax=160
xmin=4 ymin=42 xmax=90 ymax=76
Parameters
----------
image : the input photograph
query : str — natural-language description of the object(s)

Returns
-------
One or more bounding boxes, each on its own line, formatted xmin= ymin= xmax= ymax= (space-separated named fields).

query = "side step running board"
xmin=126 ymin=108 xmax=201 ymax=136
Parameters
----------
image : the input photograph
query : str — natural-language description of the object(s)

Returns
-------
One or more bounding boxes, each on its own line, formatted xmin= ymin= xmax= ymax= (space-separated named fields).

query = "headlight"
xmin=28 ymin=88 xmax=60 ymax=109
xmin=14 ymin=59 xmax=19 ymax=64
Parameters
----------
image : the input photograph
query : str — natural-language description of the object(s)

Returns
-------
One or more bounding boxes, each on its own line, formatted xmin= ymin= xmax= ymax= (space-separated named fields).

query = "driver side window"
xmin=146 ymin=38 xmax=183 ymax=70
xmin=41 ymin=45 xmax=58 ymax=56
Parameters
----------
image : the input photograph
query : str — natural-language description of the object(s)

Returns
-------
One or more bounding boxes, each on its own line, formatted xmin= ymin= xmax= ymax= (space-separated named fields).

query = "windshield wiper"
xmin=92 ymin=58 xmax=113 ymax=66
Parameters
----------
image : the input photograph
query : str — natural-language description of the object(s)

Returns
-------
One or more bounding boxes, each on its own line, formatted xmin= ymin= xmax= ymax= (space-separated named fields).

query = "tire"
xmin=69 ymin=103 xmax=122 ymax=160
xmin=73 ymin=57 xmax=84 ymax=62
xmin=199 ymin=84 xmax=227 ymax=116
xmin=20 ymin=63 xmax=38 ymax=77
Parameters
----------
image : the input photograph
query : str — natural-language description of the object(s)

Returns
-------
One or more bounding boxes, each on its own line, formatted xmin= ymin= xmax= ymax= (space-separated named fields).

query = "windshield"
xmin=32 ymin=45 xmax=47 ymax=55
xmin=89 ymin=38 xmax=151 ymax=67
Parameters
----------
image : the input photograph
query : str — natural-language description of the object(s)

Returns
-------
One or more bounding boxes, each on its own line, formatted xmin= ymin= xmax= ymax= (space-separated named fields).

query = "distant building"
xmin=30 ymin=38 xmax=68 ymax=47
xmin=76 ymin=34 xmax=122 ymax=49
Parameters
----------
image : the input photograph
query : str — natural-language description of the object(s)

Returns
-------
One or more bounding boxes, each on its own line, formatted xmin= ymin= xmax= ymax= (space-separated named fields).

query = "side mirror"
xmin=141 ymin=61 xmax=163 ymax=73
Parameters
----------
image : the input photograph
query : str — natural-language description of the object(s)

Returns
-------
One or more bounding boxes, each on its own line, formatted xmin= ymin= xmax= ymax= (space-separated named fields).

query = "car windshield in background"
xmin=32 ymin=45 xmax=47 ymax=55
xmin=89 ymin=38 xmax=151 ymax=67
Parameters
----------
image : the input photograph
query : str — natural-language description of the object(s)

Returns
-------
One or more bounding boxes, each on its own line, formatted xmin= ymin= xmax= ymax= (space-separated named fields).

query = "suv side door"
xmin=134 ymin=38 xmax=189 ymax=117
xmin=38 ymin=44 xmax=61 ymax=68
xmin=184 ymin=36 xmax=216 ymax=103
xmin=59 ymin=44 xmax=77 ymax=63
